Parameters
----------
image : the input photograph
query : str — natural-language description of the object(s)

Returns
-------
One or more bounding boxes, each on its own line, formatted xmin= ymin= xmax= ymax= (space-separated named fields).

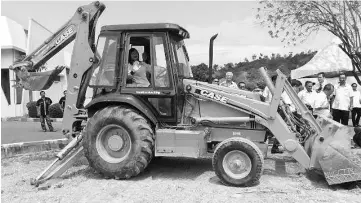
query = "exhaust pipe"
xmin=208 ymin=33 xmax=218 ymax=84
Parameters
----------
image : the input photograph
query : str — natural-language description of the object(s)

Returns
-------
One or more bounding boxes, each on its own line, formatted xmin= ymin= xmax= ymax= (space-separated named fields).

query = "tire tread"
xmin=212 ymin=137 xmax=264 ymax=187
xmin=83 ymin=106 xmax=154 ymax=180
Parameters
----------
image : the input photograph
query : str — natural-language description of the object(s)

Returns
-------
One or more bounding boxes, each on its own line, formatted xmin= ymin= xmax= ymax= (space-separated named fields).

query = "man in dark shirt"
xmin=59 ymin=90 xmax=67 ymax=112
xmin=36 ymin=91 xmax=54 ymax=132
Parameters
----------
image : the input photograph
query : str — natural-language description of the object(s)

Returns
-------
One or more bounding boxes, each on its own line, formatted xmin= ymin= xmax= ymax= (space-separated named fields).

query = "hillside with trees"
xmin=191 ymin=50 xmax=317 ymax=90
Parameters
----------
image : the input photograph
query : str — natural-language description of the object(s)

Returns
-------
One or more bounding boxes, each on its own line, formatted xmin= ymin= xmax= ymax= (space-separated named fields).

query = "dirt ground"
xmin=1 ymin=150 xmax=360 ymax=203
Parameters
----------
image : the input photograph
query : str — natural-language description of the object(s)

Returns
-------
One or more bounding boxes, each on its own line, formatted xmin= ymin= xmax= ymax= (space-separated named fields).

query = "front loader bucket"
xmin=11 ymin=66 xmax=65 ymax=91
xmin=305 ymin=116 xmax=361 ymax=185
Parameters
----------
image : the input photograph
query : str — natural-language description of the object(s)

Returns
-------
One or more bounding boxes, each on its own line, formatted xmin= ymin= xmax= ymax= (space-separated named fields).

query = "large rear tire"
xmin=212 ymin=137 xmax=264 ymax=187
xmin=83 ymin=106 xmax=154 ymax=179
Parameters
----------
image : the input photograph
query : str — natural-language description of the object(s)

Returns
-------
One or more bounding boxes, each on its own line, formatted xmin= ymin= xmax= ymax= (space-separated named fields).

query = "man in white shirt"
xmin=219 ymin=72 xmax=238 ymax=89
xmin=332 ymin=72 xmax=353 ymax=125
xmin=298 ymin=81 xmax=317 ymax=112
xmin=313 ymin=83 xmax=334 ymax=118
xmin=351 ymin=83 xmax=361 ymax=126
xmin=313 ymin=72 xmax=327 ymax=92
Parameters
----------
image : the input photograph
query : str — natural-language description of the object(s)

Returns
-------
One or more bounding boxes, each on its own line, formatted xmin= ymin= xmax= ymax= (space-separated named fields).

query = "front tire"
xmin=212 ymin=137 xmax=264 ymax=187
xmin=83 ymin=106 xmax=154 ymax=179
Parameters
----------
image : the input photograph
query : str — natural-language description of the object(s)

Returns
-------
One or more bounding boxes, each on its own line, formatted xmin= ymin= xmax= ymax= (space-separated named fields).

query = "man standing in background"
xmin=332 ymin=72 xmax=353 ymax=125
xmin=313 ymin=72 xmax=327 ymax=92
xmin=36 ymin=91 xmax=54 ymax=132
xmin=298 ymin=81 xmax=317 ymax=113
xmin=291 ymin=79 xmax=303 ymax=94
xmin=212 ymin=79 xmax=219 ymax=85
xmin=59 ymin=90 xmax=67 ymax=112
xmin=219 ymin=72 xmax=238 ymax=89
xmin=351 ymin=83 xmax=361 ymax=127
xmin=313 ymin=84 xmax=334 ymax=119
xmin=238 ymin=81 xmax=247 ymax=90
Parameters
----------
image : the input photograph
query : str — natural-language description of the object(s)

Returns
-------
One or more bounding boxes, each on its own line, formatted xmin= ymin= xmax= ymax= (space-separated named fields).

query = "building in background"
xmin=1 ymin=16 xmax=28 ymax=118
xmin=1 ymin=16 xmax=70 ymax=118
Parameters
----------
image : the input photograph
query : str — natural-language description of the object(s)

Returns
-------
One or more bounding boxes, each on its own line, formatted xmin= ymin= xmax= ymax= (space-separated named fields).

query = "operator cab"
xmin=88 ymin=23 xmax=192 ymax=124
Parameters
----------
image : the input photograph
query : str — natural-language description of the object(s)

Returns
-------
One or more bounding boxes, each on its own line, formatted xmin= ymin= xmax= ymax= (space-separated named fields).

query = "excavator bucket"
xmin=306 ymin=116 xmax=361 ymax=185
xmin=11 ymin=66 xmax=66 ymax=91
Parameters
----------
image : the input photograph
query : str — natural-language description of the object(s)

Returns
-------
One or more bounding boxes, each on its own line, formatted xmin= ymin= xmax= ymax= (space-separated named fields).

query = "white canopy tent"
xmin=291 ymin=38 xmax=360 ymax=88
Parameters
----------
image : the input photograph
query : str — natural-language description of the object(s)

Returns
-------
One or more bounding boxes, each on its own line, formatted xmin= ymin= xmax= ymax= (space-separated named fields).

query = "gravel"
xmin=1 ymin=150 xmax=360 ymax=203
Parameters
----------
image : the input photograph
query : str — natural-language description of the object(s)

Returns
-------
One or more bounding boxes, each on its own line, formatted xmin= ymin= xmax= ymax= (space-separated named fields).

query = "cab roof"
xmin=100 ymin=23 xmax=190 ymax=39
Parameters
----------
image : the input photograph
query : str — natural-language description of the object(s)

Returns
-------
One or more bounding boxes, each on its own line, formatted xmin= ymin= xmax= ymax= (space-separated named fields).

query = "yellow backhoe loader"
xmin=10 ymin=1 xmax=361 ymax=187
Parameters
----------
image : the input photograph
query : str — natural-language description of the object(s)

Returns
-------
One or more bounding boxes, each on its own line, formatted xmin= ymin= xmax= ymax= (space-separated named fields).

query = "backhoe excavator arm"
xmin=11 ymin=1 xmax=104 ymax=73
xmin=10 ymin=1 xmax=105 ymax=137
xmin=10 ymin=2 xmax=107 ymax=187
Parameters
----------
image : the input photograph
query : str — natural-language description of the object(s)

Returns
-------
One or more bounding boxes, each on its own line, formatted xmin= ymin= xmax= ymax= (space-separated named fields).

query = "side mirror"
xmin=208 ymin=33 xmax=218 ymax=84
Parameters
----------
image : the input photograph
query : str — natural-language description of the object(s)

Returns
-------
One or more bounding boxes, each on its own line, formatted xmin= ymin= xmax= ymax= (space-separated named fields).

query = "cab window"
xmin=153 ymin=35 xmax=170 ymax=88
xmin=90 ymin=35 xmax=118 ymax=87
xmin=172 ymin=38 xmax=193 ymax=79
xmin=126 ymin=36 xmax=152 ymax=88
xmin=125 ymin=34 xmax=171 ymax=89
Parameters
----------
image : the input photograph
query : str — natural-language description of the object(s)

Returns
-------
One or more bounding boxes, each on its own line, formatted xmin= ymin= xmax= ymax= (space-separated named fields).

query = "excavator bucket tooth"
xmin=307 ymin=116 xmax=361 ymax=185
xmin=12 ymin=66 xmax=65 ymax=91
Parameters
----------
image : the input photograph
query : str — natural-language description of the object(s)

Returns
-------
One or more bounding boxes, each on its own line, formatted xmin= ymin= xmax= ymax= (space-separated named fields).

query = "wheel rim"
xmin=222 ymin=150 xmax=252 ymax=179
xmin=96 ymin=124 xmax=132 ymax=164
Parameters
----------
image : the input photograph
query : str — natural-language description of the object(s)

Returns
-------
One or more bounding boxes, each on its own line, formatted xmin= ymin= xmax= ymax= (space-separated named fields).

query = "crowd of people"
xmin=212 ymin=71 xmax=361 ymax=153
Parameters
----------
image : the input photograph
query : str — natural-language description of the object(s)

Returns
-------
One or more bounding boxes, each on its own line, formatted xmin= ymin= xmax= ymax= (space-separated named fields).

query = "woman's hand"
xmin=126 ymin=74 xmax=134 ymax=84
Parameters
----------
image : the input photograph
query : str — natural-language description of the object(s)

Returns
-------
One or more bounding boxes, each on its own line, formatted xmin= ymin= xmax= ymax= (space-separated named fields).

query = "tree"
xmin=288 ymin=52 xmax=293 ymax=58
xmin=252 ymin=54 xmax=257 ymax=61
xmin=244 ymin=57 xmax=249 ymax=63
xmin=224 ymin=62 xmax=234 ymax=69
xmin=271 ymin=53 xmax=276 ymax=59
xmin=257 ymin=0 xmax=361 ymax=83
xmin=213 ymin=64 xmax=220 ymax=71
xmin=191 ymin=63 xmax=210 ymax=82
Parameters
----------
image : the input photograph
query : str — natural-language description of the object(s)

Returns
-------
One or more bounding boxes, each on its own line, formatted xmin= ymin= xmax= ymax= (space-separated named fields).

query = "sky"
xmin=1 ymin=1 xmax=336 ymax=66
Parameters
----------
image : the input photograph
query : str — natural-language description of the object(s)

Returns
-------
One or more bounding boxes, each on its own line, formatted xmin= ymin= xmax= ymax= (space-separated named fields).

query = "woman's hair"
xmin=128 ymin=48 xmax=139 ymax=65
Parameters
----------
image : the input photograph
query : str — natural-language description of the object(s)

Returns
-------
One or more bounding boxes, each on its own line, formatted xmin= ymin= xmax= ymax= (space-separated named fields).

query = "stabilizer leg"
xmin=30 ymin=133 xmax=84 ymax=187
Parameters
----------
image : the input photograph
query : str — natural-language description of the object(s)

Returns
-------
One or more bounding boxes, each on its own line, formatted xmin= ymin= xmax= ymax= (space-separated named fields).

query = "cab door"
xmin=121 ymin=32 xmax=178 ymax=123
